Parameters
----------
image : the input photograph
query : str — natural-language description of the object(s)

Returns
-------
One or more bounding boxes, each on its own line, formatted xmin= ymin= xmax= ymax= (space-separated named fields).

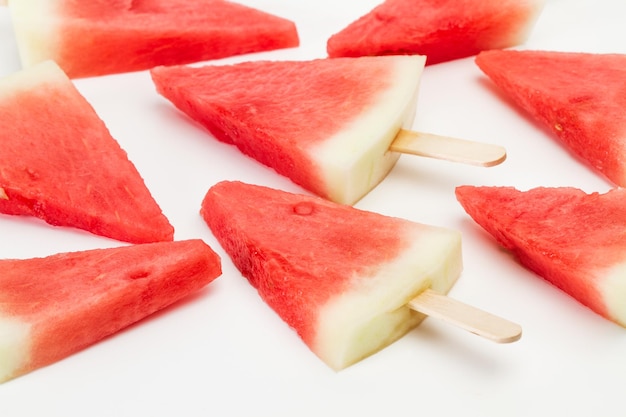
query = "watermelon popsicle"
xmin=201 ymin=180 xmax=521 ymax=370
xmin=150 ymin=55 xmax=506 ymax=205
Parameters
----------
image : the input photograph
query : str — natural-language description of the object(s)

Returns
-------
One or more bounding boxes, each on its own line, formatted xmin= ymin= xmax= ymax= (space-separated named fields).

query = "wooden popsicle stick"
xmin=390 ymin=129 xmax=507 ymax=167
xmin=408 ymin=289 xmax=522 ymax=343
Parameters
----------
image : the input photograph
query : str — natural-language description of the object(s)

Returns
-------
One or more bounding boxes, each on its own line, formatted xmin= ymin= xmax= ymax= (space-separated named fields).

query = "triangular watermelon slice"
xmin=7 ymin=0 xmax=299 ymax=78
xmin=326 ymin=0 xmax=546 ymax=65
xmin=151 ymin=55 xmax=426 ymax=205
xmin=201 ymin=180 xmax=462 ymax=370
xmin=455 ymin=185 xmax=626 ymax=327
xmin=0 ymin=238 xmax=222 ymax=383
xmin=475 ymin=49 xmax=626 ymax=187
xmin=0 ymin=60 xmax=174 ymax=243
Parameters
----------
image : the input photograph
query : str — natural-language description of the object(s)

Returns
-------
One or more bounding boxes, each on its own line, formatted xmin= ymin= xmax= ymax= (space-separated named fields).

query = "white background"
xmin=2 ymin=1 xmax=626 ymax=416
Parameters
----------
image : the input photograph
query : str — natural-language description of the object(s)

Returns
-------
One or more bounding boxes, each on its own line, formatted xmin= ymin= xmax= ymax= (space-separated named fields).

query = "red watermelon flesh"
xmin=7 ymin=0 xmax=299 ymax=78
xmin=0 ymin=60 xmax=174 ymax=243
xmin=475 ymin=49 xmax=626 ymax=187
xmin=0 ymin=238 xmax=222 ymax=383
xmin=326 ymin=0 xmax=546 ymax=65
xmin=455 ymin=185 xmax=626 ymax=327
xmin=201 ymin=180 xmax=462 ymax=370
xmin=151 ymin=55 xmax=425 ymax=205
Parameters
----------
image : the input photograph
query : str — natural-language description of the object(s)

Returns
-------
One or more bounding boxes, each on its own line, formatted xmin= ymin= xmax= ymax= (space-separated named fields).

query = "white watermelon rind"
xmin=0 ymin=318 xmax=30 ymax=383
xmin=599 ymin=263 xmax=626 ymax=327
xmin=311 ymin=55 xmax=426 ymax=205
xmin=8 ymin=0 xmax=62 ymax=69
xmin=313 ymin=223 xmax=462 ymax=370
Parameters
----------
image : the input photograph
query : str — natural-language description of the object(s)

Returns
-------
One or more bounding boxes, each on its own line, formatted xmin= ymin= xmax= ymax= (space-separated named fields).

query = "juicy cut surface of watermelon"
xmin=455 ymin=185 xmax=626 ymax=327
xmin=475 ymin=49 xmax=626 ymax=187
xmin=326 ymin=0 xmax=546 ymax=65
xmin=201 ymin=180 xmax=462 ymax=370
xmin=0 ymin=239 xmax=222 ymax=383
xmin=151 ymin=55 xmax=425 ymax=205
xmin=8 ymin=0 xmax=299 ymax=78
xmin=0 ymin=60 xmax=174 ymax=243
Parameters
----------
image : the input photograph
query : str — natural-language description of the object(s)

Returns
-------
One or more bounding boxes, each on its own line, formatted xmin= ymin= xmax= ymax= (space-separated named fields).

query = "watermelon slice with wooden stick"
xmin=201 ymin=180 xmax=521 ymax=370
xmin=0 ymin=238 xmax=222 ymax=383
xmin=150 ymin=56 xmax=505 ymax=205
xmin=455 ymin=185 xmax=626 ymax=327
xmin=5 ymin=0 xmax=299 ymax=78
xmin=326 ymin=0 xmax=546 ymax=65
xmin=0 ymin=60 xmax=174 ymax=243
xmin=475 ymin=49 xmax=626 ymax=187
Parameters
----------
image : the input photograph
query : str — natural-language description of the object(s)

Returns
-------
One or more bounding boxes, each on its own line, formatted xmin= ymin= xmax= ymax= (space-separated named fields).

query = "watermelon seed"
xmin=25 ymin=168 xmax=39 ymax=180
xmin=129 ymin=270 xmax=150 ymax=280
xmin=0 ymin=187 xmax=7 ymax=200
xmin=293 ymin=202 xmax=315 ymax=216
